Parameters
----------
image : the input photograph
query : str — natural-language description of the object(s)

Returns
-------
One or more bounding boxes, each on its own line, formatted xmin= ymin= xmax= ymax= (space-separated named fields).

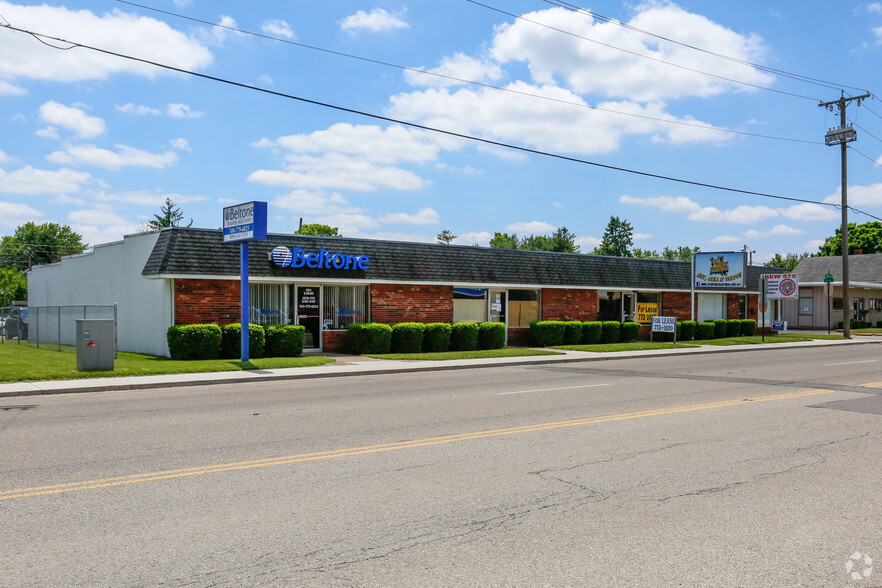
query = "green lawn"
xmin=0 ymin=342 xmax=334 ymax=383
xmin=367 ymin=348 xmax=564 ymax=360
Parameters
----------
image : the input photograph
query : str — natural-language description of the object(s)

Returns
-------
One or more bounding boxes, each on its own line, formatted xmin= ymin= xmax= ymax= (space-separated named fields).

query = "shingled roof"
xmin=793 ymin=254 xmax=882 ymax=286
xmin=142 ymin=227 xmax=771 ymax=291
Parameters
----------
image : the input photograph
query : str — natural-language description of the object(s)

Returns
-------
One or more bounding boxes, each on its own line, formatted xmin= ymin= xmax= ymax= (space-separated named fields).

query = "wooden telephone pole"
xmin=818 ymin=91 xmax=870 ymax=338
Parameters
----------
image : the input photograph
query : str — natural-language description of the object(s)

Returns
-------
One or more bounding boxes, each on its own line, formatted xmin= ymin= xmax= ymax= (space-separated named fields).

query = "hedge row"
xmin=529 ymin=319 xmax=758 ymax=346
xmin=837 ymin=320 xmax=875 ymax=329
xmin=347 ymin=322 xmax=506 ymax=354
xmin=166 ymin=323 xmax=305 ymax=360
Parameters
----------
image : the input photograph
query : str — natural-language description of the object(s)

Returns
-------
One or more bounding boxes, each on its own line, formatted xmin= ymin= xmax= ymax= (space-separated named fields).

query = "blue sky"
xmin=1 ymin=1 xmax=881 ymax=264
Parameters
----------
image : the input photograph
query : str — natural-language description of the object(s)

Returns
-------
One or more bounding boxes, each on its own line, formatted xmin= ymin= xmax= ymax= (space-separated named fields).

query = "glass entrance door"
xmin=295 ymin=285 xmax=321 ymax=349
xmin=489 ymin=290 xmax=507 ymax=345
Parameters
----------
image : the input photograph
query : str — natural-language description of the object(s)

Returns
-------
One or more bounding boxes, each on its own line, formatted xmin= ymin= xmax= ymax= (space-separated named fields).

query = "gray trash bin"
xmin=76 ymin=319 xmax=115 ymax=371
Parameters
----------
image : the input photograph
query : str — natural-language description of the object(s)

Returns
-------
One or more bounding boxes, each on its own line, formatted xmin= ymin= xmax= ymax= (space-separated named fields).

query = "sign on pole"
xmin=761 ymin=273 xmax=799 ymax=300
xmin=651 ymin=316 xmax=677 ymax=343
xmin=222 ymin=202 xmax=268 ymax=362
xmin=693 ymin=252 xmax=745 ymax=288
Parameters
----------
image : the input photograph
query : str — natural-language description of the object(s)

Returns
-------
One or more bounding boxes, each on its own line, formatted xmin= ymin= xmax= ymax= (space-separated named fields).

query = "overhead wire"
xmin=538 ymin=0 xmax=871 ymax=95
xmin=114 ymin=0 xmax=820 ymax=146
xmin=2 ymin=22 xmax=879 ymax=222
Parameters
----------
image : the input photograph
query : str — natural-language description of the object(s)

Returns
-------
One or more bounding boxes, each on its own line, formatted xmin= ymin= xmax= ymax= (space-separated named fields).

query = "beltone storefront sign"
xmin=271 ymin=246 xmax=370 ymax=270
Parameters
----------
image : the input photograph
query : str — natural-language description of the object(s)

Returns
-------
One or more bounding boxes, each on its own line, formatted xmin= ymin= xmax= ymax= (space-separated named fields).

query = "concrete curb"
xmin=0 ymin=338 xmax=879 ymax=398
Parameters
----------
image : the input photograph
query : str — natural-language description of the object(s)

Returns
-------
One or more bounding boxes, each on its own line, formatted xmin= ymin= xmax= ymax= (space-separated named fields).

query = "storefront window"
xmin=323 ymin=285 xmax=368 ymax=330
xmin=598 ymin=291 xmax=622 ymax=321
xmin=453 ymin=288 xmax=487 ymax=323
xmin=249 ymin=283 xmax=289 ymax=325
xmin=508 ymin=289 xmax=540 ymax=327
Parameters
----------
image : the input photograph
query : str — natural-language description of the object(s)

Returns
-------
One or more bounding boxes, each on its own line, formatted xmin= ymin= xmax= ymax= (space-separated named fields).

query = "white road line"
xmin=499 ymin=383 xmax=611 ymax=396
xmin=824 ymin=360 xmax=878 ymax=366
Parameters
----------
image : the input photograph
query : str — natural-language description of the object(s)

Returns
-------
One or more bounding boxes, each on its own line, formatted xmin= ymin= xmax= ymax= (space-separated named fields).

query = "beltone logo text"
xmin=271 ymin=246 xmax=370 ymax=270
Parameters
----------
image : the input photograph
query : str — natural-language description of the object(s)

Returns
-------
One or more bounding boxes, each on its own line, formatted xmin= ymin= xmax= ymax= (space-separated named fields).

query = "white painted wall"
xmin=27 ymin=232 xmax=173 ymax=356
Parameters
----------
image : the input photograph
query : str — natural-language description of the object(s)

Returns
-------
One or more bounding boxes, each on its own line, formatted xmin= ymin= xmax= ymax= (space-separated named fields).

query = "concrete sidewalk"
xmin=1 ymin=336 xmax=879 ymax=398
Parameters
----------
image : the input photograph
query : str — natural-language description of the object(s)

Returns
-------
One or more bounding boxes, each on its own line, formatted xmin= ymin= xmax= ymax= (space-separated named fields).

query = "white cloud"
xmin=0 ymin=201 xmax=43 ymax=228
xmin=170 ymin=138 xmax=191 ymax=152
xmin=262 ymin=19 xmax=294 ymax=39
xmin=405 ymin=53 xmax=503 ymax=88
xmin=68 ymin=207 xmax=129 ymax=226
xmin=262 ymin=123 xmax=441 ymax=165
xmin=620 ymin=195 xmax=701 ymax=213
xmin=711 ymin=235 xmax=741 ymax=244
xmin=71 ymin=223 xmax=142 ymax=246
xmin=779 ymin=202 xmax=838 ymax=222
xmin=90 ymin=189 xmax=209 ymax=206
xmin=47 ymin=144 xmax=179 ymax=169
xmin=459 ymin=231 xmax=492 ymax=245
xmin=687 ymin=204 xmax=778 ymax=224
xmin=633 ymin=233 xmax=653 ymax=240
xmin=0 ymin=150 xmax=13 ymax=164
xmin=0 ymin=166 xmax=93 ymax=196
xmin=116 ymin=103 xmax=161 ymax=116
xmin=250 ymin=153 xmax=429 ymax=192
xmin=39 ymin=101 xmax=106 ymax=138
xmin=167 ymin=103 xmax=205 ymax=119
xmin=273 ymin=190 xmax=360 ymax=216
xmin=824 ymin=183 xmax=882 ymax=207
xmin=576 ymin=235 xmax=601 ymax=249
xmin=803 ymin=239 xmax=825 ymax=251
xmin=380 ymin=207 xmax=440 ymax=225
xmin=490 ymin=5 xmax=772 ymax=102
xmin=0 ymin=2 xmax=213 ymax=82
xmin=35 ymin=127 xmax=60 ymax=140
xmin=507 ymin=221 xmax=555 ymax=234
xmin=0 ymin=80 xmax=25 ymax=96
xmin=340 ymin=8 xmax=409 ymax=33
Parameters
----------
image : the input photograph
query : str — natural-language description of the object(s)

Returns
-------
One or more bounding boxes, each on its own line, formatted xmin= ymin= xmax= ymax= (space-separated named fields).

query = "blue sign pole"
xmin=240 ymin=241 xmax=249 ymax=362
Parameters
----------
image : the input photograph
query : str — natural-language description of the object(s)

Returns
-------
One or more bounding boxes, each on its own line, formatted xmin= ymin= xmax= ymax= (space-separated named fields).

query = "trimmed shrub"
xmin=264 ymin=324 xmax=305 ymax=357
xmin=741 ymin=319 xmax=757 ymax=336
xmin=167 ymin=324 xmax=222 ymax=360
xmin=478 ymin=322 xmax=506 ymax=349
xmin=220 ymin=323 xmax=265 ymax=359
xmin=600 ymin=321 xmax=620 ymax=344
xmin=391 ymin=322 xmax=425 ymax=353
xmin=620 ymin=322 xmax=641 ymax=342
xmin=348 ymin=323 xmax=393 ymax=354
xmin=679 ymin=320 xmax=697 ymax=341
xmin=877 ymin=321 xmax=882 ymax=328
xmin=712 ymin=319 xmax=728 ymax=339
xmin=726 ymin=319 xmax=742 ymax=338
xmin=422 ymin=323 xmax=451 ymax=352
xmin=562 ymin=321 xmax=583 ymax=345
xmin=529 ymin=321 xmax=565 ymax=347
xmin=450 ymin=322 xmax=479 ymax=351
xmin=581 ymin=321 xmax=602 ymax=344
xmin=696 ymin=321 xmax=715 ymax=340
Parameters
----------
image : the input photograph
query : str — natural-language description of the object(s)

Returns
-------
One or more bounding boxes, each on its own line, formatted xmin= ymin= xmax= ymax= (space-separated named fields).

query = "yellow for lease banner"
xmin=635 ymin=303 xmax=659 ymax=323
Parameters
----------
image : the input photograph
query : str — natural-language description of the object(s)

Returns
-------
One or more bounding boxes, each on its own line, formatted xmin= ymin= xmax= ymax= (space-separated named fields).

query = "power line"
xmin=538 ymin=0 xmax=871 ymax=95
xmin=114 ymin=0 xmax=820 ymax=146
xmin=466 ymin=0 xmax=825 ymax=102
xmin=2 ymin=22 xmax=879 ymax=223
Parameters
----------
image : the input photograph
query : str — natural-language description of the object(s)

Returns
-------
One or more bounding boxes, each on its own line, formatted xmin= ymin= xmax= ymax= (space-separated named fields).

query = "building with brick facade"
xmin=28 ymin=227 xmax=773 ymax=356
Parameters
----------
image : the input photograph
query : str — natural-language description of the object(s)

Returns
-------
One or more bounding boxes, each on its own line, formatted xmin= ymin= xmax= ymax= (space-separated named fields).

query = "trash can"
xmin=76 ymin=319 xmax=115 ymax=371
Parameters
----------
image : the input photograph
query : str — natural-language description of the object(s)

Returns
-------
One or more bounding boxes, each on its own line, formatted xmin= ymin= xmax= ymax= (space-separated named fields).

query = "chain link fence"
xmin=0 ymin=304 xmax=117 ymax=354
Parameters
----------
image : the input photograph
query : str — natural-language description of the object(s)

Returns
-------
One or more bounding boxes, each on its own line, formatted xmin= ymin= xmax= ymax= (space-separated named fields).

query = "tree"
xmin=489 ymin=232 xmax=520 ymax=249
xmin=299 ymin=223 xmax=341 ymax=237
xmin=0 ymin=268 xmax=27 ymax=305
xmin=549 ymin=227 xmax=580 ymax=253
xmin=436 ymin=229 xmax=457 ymax=244
xmin=817 ymin=221 xmax=882 ymax=256
xmin=767 ymin=252 xmax=809 ymax=272
xmin=148 ymin=198 xmax=192 ymax=230
xmin=632 ymin=248 xmax=660 ymax=259
xmin=593 ymin=216 xmax=634 ymax=257
xmin=0 ymin=222 xmax=87 ymax=271
xmin=661 ymin=246 xmax=701 ymax=262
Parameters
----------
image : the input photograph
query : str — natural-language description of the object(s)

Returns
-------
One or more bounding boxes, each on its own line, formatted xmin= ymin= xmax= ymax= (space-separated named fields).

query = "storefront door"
xmin=295 ymin=285 xmax=321 ymax=350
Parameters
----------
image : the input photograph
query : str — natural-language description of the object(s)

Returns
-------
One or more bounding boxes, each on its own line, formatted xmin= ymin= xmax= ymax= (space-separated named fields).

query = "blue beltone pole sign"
xmin=222 ymin=201 xmax=267 ymax=362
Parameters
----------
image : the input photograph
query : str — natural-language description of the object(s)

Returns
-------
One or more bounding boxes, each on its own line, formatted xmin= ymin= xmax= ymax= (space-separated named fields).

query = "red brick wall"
xmin=371 ymin=284 xmax=453 ymax=324
xmin=322 ymin=330 xmax=349 ymax=353
xmin=662 ymin=292 xmax=694 ymax=320
xmin=174 ymin=279 xmax=240 ymax=325
xmin=507 ymin=327 xmax=531 ymax=346
xmin=541 ymin=289 xmax=597 ymax=321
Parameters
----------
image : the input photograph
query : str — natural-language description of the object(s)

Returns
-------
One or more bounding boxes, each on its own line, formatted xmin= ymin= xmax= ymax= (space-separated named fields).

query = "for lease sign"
xmin=761 ymin=273 xmax=799 ymax=300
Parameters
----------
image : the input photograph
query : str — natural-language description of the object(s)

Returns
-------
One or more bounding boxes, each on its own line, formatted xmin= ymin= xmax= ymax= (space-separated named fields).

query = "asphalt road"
xmin=2 ymin=345 xmax=882 ymax=587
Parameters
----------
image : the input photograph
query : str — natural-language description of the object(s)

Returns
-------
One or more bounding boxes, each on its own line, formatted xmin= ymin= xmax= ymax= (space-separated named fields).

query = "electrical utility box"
xmin=76 ymin=319 xmax=115 ymax=371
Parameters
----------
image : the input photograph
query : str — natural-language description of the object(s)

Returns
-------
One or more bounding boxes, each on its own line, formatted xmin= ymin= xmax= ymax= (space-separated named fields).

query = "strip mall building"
xmin=28 ymin=227 xmax=773 ymax=356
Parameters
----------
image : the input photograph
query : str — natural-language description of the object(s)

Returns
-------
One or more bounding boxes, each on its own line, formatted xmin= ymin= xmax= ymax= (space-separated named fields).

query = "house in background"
xmin=782 ymin=254 xmax=882 ymax=329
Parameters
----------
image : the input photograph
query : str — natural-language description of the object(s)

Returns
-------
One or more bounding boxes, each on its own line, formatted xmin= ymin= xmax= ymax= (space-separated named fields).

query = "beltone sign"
xmin=271 ymin=246 xmax=370 ymax=270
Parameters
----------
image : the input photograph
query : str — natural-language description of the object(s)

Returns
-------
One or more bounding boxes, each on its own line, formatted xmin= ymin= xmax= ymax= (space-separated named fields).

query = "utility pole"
xmin=819 ymin=91 xmax=870 ymax=339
